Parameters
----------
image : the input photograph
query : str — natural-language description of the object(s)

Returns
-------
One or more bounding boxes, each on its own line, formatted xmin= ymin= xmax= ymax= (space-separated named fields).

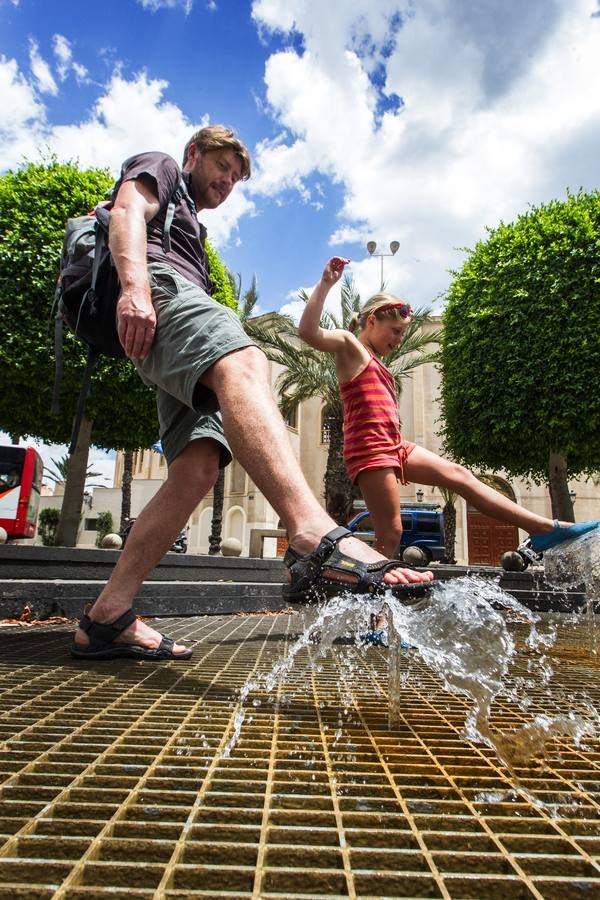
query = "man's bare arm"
xmin=109 ymin=177 xmax=161 ymax=361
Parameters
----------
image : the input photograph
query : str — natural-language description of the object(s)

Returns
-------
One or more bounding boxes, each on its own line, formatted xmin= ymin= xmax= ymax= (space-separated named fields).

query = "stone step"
xmin=0 ymin=546 xmax=588 ymax=619
xmin=0 ymin=544 xmax=286 ymax=583
xmin=0 ymin=579 xmax=288 ymax=619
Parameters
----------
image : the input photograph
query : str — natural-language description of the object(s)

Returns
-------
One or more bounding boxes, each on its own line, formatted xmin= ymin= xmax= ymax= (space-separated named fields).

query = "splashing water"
xmin=224 ymin=571 xmax=598 ymax=801
xmin=542 ymin=527 xmax=600 ymax=657
xmin=386 ymin=576 xmax=598 ymax=778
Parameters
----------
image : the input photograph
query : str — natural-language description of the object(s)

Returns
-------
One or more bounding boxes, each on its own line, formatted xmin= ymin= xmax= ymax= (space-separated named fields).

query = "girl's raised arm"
xmin=298 ymin=257 xmax=355 ymax=353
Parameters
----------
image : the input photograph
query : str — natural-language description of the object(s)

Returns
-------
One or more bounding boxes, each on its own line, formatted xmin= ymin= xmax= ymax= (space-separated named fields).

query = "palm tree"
xmin=249 ymin=274 xmax=442 ymax=524
xmin=435 ymin=485 xmax=458 ymax=564
xmin=44 ymin=453 xmax=104 ymax=487
xmin=120 ymin=451 xmax=133 ymax=533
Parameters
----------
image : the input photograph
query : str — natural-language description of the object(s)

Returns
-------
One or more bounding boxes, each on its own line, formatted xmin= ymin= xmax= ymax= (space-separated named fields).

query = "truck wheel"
xmin=402 ymin=545 xmax=430 ymax=567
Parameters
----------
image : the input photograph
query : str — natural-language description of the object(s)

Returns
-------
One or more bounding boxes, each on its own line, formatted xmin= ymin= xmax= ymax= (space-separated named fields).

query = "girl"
xmin=298 ymin=257 xmax=599 ymax=569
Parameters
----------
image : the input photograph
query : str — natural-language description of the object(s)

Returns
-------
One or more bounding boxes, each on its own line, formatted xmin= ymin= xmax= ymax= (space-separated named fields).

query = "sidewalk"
xmin=0 ymin=612 xmax=599 ymax=898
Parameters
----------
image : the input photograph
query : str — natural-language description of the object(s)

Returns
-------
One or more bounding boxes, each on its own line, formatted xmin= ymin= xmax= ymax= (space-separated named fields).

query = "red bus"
xmin=0 ymin=445 xmax=44 ymax=540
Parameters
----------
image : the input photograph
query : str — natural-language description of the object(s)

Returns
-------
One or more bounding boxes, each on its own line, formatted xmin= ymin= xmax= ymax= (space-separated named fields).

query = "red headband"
xmin=376 ymin=302 xmax=412 ymax=318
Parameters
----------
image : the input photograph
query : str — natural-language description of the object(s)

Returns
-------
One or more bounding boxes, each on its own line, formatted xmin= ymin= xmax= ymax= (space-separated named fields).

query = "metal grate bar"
xmin=0 ymin=613 xmax=599 ymax=898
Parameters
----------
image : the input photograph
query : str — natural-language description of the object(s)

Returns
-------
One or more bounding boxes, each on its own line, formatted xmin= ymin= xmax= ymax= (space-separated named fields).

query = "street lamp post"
xmin=367 ymin=240 xmax=400 ymax=287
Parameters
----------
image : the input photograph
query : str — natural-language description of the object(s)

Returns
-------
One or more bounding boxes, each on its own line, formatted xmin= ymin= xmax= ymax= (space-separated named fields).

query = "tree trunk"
xmin=54 ymin=414 xmax=93 ymax=547
xmin=208 ymin=466 xmax=225 ymax=554
xmin=120 ymin=451 xmax=133 ymax=532
xmin=442 ymin=500 xmax=457 ymax=564
xmin=548 ymin=451 xmax=575 ymax=522
xmin=323 ymin=411 xmax=354 ymax=524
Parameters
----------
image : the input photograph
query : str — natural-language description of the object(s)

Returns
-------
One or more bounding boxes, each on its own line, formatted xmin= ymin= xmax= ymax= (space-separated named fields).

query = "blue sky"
xmin=1 ymin=0 xmax=600 ymax=482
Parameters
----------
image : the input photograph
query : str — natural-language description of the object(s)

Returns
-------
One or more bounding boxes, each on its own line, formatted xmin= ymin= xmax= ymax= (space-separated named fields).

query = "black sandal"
xmin=70 ymin=609 xmax=193 ymax=660
xmin=283 ymin=526 xmax=436 ymax=605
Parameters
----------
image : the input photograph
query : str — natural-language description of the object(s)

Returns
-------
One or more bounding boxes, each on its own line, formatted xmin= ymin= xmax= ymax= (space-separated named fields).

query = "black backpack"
xmin=52 ymin=167 xmax=195 ymax=453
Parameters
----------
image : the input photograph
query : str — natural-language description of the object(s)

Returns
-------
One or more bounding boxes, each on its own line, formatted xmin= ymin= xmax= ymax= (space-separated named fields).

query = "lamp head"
xmin=367 ymin=241 xmax=377 ymax=255
xmin=390 ymin=240 xmax=400 ymax=255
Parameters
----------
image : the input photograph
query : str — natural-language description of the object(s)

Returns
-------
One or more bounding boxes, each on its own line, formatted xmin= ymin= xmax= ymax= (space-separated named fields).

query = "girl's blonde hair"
xmin=348 ymin=292 xmax=412 ymax=334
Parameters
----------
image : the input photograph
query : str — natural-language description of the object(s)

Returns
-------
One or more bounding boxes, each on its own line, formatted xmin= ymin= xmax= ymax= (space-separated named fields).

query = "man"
xmin=71 ymin=125 xmax=433 ymax=660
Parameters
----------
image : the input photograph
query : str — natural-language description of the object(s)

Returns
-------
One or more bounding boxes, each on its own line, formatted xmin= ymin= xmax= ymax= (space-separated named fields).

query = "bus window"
xmin=0 ymin=445 xmax=43 ymax=540
xmin=0 ymin=447 xmax=25 ymax=491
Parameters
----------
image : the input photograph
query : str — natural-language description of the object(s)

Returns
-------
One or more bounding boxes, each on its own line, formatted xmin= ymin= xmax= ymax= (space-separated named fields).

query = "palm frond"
xmin=241 ymin=274 xmax=259 ymax=321
xmin=340 ymin=275 xmax=361 ymax=329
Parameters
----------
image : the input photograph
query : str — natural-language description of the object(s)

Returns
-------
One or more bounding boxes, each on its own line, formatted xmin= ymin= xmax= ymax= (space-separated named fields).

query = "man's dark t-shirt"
xmin=118 ymin=151 xmax=213 ymax=294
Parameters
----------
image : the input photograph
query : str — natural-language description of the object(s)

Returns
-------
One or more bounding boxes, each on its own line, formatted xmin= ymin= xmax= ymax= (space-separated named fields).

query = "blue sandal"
xmin=529 ymin=520 xmax=600 ymax=553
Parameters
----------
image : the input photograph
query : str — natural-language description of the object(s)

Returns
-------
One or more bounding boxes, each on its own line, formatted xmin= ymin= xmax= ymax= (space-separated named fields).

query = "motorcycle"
xmin=120 ymin=519 xmax=188 ymax=554
xmin=170 ymin=528 xmax=188 ymax=554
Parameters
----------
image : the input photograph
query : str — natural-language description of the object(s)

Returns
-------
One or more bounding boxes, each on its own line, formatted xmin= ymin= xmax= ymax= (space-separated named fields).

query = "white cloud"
xmin=72 ymin=62 xmax=89 ymax=85
xmin=52 ymin=33 xmax=89 ymax=84
xmin=48 ymin=71 xmax=202 ymax=172
xmin=251 ymin=0 xmax=600 ymax=310
xmin=137 ymin=0 xmax=193 ymax=12
xmin=279 ymin=297 xmax=305 ymax=322
xmin=0 ymin=62 xmax=254 ymax=247
xmin=0 ymin=56 xmax=46 ymax=169
xmin=279 ymin=272 xmax=348 ymax=324
xmin=28 ymin=38 xmax=58 ymax=95
xmin=199 ymin=187 xmax=256 ymax=249
xmin=52 ymin=34 xmax=71 ymax=80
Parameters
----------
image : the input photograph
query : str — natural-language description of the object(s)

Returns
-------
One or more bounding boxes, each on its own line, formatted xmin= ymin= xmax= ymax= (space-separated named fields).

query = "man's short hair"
xmin=183 ymin=125 xmax=251 ymax=180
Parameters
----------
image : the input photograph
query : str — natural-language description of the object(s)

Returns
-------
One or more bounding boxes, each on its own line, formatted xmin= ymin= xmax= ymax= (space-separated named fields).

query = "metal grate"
xmin=0 ymin=612 xmax=599 ymax=898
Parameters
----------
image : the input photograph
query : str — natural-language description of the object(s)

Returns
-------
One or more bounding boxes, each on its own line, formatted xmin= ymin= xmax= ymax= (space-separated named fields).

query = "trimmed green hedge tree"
xmin=439 ymin=190 xmax=600 ymax=519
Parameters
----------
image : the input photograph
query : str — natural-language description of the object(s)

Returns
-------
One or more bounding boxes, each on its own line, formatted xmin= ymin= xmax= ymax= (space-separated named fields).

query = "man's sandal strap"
xmin=284 ymin=527 xmax=352 ymax=568
xmin=78 ymin=609 xmax=137 ymax=645
xmin=312 ymin=526 xmax=352 ymax=562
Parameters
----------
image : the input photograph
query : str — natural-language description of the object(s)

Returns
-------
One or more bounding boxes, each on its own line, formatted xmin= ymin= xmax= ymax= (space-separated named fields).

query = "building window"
xmin=84 ymin=518 xmax=98 ymax=531
xmin=321 ymin=407 xmax=335 ymax=444
xmin=229 ymin=459 xmax=246 ymax=493
xmin=283 ymin=404 xmax=298 ymax=429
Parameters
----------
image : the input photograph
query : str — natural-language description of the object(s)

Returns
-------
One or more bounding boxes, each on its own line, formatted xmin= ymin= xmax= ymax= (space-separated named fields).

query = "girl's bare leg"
xmin=357 ymin=467 xmax=404 ymax=558
xmin=357 ymin=467 xmax=405 ymax=630
xmin=404 ymin=446 xmax=555 ymax=532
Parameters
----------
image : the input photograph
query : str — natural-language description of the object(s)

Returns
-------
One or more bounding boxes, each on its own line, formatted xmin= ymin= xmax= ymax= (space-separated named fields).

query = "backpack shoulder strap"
xmin=162 ymin=175 xmax=197 ymax=253
xmin=68 ymin=348 xmax=100 ymax=455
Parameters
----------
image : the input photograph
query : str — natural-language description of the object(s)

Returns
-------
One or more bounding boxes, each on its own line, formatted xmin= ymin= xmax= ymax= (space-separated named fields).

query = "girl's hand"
xmin=322 ymin=256 xmax=350 ymax=286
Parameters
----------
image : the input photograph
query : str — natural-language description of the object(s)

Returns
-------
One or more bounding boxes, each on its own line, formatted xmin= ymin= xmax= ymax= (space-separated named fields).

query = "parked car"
xmin=347 ymin=502 xmax=445 ymax=565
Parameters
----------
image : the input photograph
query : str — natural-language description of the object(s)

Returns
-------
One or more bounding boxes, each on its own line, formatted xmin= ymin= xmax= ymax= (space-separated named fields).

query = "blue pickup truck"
xmin=347 ymin=502 xmax=445 ymax=564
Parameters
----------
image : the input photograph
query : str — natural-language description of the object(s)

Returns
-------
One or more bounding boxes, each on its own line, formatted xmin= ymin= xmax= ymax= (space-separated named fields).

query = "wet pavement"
xmin=0 ymin=611 xmax=599 ymax=899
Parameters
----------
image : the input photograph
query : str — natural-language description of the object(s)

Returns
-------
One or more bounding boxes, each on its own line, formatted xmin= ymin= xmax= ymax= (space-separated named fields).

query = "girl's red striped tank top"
xmin=339 ymin=355 xmax=403 ymax=482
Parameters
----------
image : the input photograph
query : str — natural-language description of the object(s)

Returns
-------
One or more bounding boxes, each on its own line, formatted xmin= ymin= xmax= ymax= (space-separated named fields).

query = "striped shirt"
xmin=339 ymin=355 xmax=413 ymax=484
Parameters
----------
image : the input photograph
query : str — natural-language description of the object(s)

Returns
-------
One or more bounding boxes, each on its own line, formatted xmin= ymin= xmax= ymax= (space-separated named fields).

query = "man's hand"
xmin=117 ymin=289 xmax=156 ymax=361
xmin=322 ymin=256 xmax=350 ymax=287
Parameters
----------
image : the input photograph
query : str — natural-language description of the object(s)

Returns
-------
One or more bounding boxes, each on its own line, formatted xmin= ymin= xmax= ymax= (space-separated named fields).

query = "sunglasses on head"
xmin=377 ymin=302 xmax=412 ymax=318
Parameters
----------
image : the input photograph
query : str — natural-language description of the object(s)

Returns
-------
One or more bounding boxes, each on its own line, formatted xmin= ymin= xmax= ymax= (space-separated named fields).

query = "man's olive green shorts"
xmin=135 ymin=262 xmax=256 ymax=467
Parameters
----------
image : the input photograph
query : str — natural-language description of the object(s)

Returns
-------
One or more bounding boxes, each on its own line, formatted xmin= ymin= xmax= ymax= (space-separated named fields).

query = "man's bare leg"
xmin=201 ymin=347 xmax=433 ymax=586
xmin=72 ymin=439 xmax=220 ymax=652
